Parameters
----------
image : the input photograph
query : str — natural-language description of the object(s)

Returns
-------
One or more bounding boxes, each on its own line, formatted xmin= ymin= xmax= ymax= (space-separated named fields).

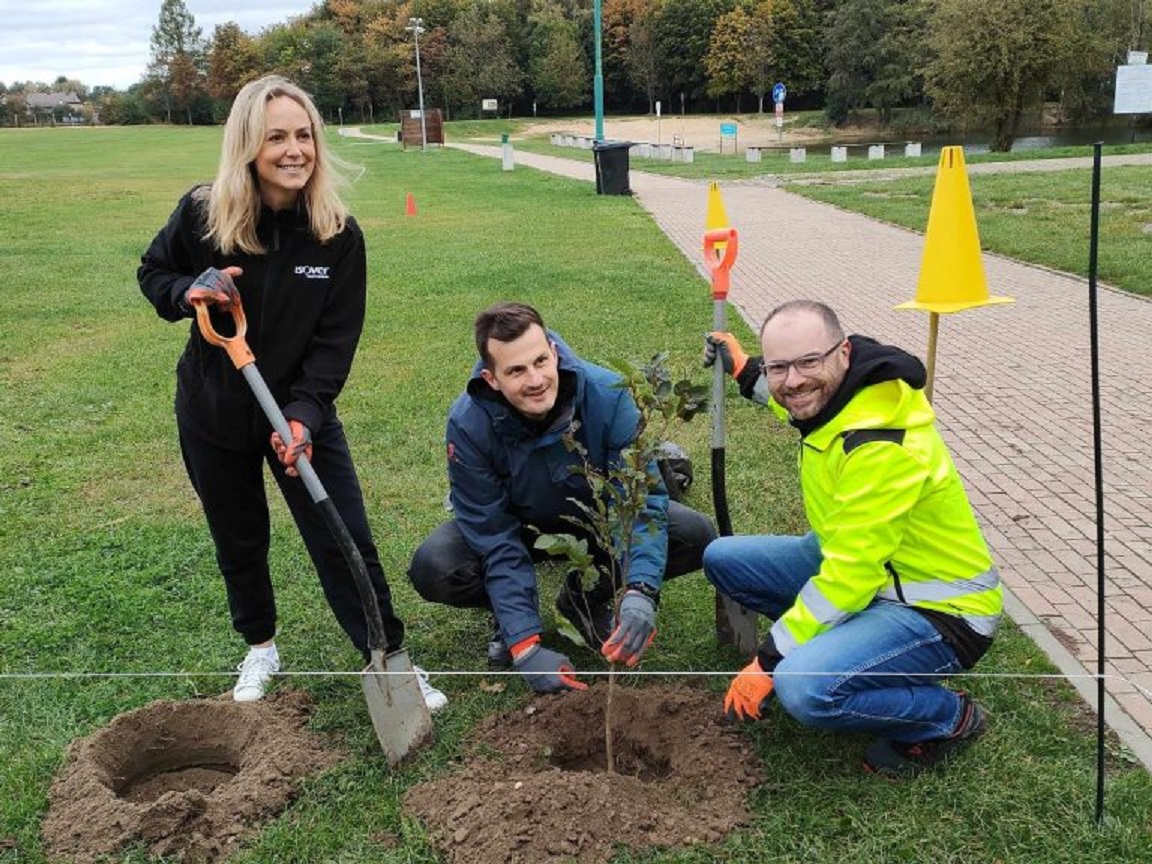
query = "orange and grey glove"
xmin=511 ymin=635 xmax=587 ymax=694
xmin=723 ymin=657 xmax=775 ymax=721
xmin=271 ymin=420 xmax=313 ymax=478
xmin=184 ymin=266 xmax=242 ymax=312
xmin=703 ymin=332 xmax=749 ymax=378
xmin=601 ymin=586 xmax=658 ymax=667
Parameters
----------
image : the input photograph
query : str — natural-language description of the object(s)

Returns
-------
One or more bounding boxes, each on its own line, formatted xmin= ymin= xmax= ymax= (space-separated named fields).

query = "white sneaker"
xmin=413 ymin=666 xmax=448 ymax=714
xmin=234 ymin=647 xmax=280 ymax=702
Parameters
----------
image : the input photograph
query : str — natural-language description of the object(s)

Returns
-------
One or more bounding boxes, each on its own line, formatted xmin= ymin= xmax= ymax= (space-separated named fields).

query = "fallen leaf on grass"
xmin=478 ymin=680 xmax=506 ymax=694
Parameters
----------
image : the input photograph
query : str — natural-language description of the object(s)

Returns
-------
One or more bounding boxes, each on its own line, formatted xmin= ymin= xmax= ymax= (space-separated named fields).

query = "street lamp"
xmin=405 ymin=17 xmax=428 ymax=151
xmin=593 ymin=0 xmax=603 ymax=141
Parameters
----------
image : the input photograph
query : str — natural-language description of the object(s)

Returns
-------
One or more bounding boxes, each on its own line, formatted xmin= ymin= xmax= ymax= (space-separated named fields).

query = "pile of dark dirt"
xmin=405 ymin=683 xmax=764 ymax=864
xmin=42 ymin=690 xmax=341 ymax=863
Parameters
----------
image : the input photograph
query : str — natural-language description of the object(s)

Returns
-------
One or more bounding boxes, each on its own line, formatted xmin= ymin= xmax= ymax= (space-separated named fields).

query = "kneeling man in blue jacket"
xmin=408 ymin=302 xmax=716 ymax=692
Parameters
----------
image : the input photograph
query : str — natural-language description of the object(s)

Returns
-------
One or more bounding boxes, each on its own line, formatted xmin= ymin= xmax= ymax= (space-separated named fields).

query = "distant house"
xmin=25 ymin=91 xmax=84 ymax=124
xmin=26 ymin=92 xmax=82 ymax=111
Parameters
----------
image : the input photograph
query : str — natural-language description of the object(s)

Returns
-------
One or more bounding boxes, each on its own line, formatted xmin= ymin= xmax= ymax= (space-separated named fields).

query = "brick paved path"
xmin=451 ymin=142 xmax=1152 ymax=767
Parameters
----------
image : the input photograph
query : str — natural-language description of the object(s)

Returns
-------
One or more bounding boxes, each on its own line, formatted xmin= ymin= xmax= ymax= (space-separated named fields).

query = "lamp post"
xmin=406 ymin=17 xmax=428 ymax=151
xmin=593 ymin=0 xmax=604 ymax=141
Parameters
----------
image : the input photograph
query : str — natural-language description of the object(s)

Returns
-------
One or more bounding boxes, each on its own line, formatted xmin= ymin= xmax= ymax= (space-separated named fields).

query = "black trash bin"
xmin=592 ymin=140 xmax=632 ymax=195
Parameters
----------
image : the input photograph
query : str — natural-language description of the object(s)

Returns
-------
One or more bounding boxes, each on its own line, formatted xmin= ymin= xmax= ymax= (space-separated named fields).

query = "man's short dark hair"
xmin=760 ymin=299 xmax=844 ymax=343
xmin=474 ymin=302 xmax=546 ymax=367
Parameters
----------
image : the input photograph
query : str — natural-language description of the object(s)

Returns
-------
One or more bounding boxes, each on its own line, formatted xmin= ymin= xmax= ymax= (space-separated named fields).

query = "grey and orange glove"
xmin=723 ymin=657 xmax=775 ymax=721
xmin=184 ymin=266 xmax=242 ymax=312
xmin=703 ymin=332 xmax=749 ymax=378
xmin=271 ymin=420 xmax=313 ymax=478
xmin=601 ymin=586 xmax=658 ymax=667
xmin=511 ymin=635 xmax=587 ymax=694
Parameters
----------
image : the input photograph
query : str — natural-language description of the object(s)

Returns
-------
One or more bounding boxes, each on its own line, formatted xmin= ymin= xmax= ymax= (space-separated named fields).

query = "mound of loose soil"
xmin=405 ymin=683 xmax=763 ymax=864
xmin=42 ymin=690 xmax=341 ymax=864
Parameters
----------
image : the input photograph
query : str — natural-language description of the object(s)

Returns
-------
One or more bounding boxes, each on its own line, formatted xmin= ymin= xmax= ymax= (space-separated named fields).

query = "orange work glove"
xmin=270 ymin=420 xmax=313 ymax=478
xmin=704 ymin=332 xmax=749 ymax=378
xmin=510 ymin=635 xmax=587 ymax=694
xmin=723 ymin=657 xmax=775 ymax=721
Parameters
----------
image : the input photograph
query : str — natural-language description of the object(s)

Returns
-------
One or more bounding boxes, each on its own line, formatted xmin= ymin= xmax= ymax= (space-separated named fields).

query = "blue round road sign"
xmin=772 ymin=82 xmax=787 ymax=104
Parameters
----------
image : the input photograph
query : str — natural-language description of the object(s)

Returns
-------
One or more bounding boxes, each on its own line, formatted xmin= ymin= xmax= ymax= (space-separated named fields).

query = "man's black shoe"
xmin=554 ymin=584 xmax=614 ymax=652
xmin=486 ymin=615 xmax=512 ymax=669
xmin=863 ymin=693 xmax=987 ymax=779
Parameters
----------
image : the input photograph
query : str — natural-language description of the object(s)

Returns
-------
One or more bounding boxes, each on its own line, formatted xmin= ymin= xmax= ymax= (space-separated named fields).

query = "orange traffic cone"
xmin=405 ymin=192 xmax=417 ymax=217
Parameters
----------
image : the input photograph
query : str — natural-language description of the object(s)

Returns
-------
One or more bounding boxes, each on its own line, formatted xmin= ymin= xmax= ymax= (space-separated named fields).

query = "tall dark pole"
xmin=593 ymin=0 xmax=604 ymax=141
xmin=1088 ymin=142 xmax=1107 ymax=826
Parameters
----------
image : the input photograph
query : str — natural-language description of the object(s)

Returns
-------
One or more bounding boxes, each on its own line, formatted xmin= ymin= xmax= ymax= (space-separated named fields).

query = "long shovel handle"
xmin=702 ymin=227 xmax=758 ymax=654
xmin=703 ymin=227 xmax=739 ymax=536
xmin=192 ymin=297 xmax=388 ymax=654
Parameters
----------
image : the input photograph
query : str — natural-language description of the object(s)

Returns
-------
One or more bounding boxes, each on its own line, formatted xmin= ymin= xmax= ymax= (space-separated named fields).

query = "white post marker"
xmin=656 ymin=99 xmax=662 ymax=145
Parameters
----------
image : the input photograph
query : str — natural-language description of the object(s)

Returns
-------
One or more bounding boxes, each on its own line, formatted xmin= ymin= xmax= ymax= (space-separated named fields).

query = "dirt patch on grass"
xmin=405 ymin=683 xmax=762 ymax=864
xmin=42 ymin=690 xmax=341 ymax=863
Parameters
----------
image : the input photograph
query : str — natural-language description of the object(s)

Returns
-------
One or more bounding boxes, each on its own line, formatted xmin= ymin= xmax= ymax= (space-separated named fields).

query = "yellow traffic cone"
xmin=706 ymin=181 xmax=730 ymax=232
xmin=896 ymin=146 xmax=1013 ymax=314
xmin=896 ymin=146 xmax=1013 ymax=403
xmin=706 ymin=182 xmax=730 ymax=258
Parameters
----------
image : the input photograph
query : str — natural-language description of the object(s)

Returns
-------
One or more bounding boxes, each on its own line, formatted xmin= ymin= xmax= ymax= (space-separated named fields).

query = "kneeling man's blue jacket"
xmin=444 ymin=332 xmax=669 ymax=647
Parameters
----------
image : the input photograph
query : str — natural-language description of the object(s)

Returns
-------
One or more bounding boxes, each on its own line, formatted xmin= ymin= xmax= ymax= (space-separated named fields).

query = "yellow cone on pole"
xmin=706 ymin=182 xmax=730 ymax=258
xmin=896 ymin=146 xmax=1013 ymax=314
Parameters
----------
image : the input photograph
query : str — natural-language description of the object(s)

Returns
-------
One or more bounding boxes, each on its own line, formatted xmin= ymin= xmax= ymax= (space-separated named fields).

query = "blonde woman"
xmin=139 ymin=75 xmax=446 ymax=711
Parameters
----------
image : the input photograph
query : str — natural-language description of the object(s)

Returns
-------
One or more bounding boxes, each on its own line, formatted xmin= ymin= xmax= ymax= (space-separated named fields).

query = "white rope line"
xmin=0 ymin=669 xmax=1148 ymax=683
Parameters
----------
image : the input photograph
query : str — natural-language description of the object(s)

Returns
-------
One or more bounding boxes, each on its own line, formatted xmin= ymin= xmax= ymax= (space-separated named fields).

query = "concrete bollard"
xmin=868 ymin=144 xmax=885 ymax=160
xmin=682 ymin=146 xmax=694 ymax=164
xmin=831 ymin=146 xmax=847 ymax=163
xmin=904 ymin=142 xmax=922 ymax=157
xmin=790 ymin=147 xmax=806 ymax=163
xmin=502 ymin=134 xmax=514 ymax=171
xmin=746 ymin=147 xmax=761 ymax=163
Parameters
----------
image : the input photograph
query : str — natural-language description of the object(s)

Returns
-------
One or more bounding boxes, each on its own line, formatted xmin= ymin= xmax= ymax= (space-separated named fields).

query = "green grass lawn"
xmin=784 ymin=158 xmax=1152 ymax=297
xmin=1 ymin=126 xmax=1150 ymax=862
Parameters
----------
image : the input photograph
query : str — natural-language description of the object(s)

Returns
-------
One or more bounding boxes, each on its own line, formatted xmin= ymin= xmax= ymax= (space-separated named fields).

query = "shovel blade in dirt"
xmin=362 ymin=648 xmax=433 ymax=765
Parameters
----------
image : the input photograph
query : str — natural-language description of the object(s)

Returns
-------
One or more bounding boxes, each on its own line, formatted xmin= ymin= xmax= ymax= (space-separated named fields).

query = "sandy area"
xmin=519 ymin=114 xmax=831 ymax=152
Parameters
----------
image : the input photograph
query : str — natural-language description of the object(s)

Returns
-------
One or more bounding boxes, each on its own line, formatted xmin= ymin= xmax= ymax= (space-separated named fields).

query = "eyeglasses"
xmin=760 ymin=341 xmax=844 ymax=380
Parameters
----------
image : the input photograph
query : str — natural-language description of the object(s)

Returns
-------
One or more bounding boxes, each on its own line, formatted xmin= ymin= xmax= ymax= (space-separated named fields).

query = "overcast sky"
xmin=1 ymin=1 xmax=318 ymax=91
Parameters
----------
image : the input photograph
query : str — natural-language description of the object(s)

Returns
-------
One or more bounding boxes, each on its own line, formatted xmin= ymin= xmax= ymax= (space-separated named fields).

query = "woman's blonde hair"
xmin=203 ymin=75 xmax=354 ymax=255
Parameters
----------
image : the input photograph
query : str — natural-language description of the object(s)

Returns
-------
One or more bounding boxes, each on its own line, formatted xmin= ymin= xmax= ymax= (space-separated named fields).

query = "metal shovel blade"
xmin=361 ymin=647 xmax=434 ymax=765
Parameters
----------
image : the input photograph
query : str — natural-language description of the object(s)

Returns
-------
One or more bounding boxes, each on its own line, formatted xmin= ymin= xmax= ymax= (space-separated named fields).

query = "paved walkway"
xmin=450 ymin=142 xmax=1152 ymax=768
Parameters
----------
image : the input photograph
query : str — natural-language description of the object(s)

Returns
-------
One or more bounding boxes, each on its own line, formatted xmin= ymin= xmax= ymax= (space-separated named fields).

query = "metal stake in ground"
xmin=703 ymin=226 xmax=757 ymax=654
xmin=1087 ymin=141 xmax=1107 ymax=826
xmin=192 ymin=296 xmax=433 ymax=766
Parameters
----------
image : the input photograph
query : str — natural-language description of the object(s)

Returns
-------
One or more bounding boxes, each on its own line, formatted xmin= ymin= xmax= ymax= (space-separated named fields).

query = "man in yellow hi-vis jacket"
xmin=703 ymin=300 xmax=1001 ymax=778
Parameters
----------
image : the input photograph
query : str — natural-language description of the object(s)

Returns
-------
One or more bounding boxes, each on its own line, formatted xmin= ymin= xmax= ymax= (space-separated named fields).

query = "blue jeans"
xmin=704 ymin=533 xmax=965 ymax=743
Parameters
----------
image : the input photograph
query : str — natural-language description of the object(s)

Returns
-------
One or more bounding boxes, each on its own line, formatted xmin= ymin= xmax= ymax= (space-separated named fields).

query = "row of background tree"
xmin=1 ymin=0 xmax=1148 ymax=150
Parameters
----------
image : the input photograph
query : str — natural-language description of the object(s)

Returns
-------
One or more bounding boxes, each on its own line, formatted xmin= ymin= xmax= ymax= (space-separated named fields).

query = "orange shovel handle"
xmin=703 ymin=228 xmax=739 ymax=300
xmin=193 ymin=297 xmax=254 ymax=370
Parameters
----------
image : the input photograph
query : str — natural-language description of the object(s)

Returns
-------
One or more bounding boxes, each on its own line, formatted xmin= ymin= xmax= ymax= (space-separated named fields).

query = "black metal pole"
xmin=1087 ymin=142 xmax=1106 ymax=826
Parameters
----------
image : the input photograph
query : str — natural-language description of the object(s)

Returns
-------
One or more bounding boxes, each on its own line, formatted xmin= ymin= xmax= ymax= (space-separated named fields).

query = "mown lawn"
xmin=0 ymin=126 xmax=1149 ymax=862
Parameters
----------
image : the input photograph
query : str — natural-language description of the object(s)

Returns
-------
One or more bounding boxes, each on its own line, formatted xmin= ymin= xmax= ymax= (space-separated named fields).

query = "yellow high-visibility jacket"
xmin=769 ymin=378 xmax=1002 ymax=656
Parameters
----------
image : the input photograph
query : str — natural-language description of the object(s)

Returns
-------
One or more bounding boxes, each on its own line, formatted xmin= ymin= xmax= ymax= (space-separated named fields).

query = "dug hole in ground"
xmin=40 ymin=683 xmax=761 ymax=863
